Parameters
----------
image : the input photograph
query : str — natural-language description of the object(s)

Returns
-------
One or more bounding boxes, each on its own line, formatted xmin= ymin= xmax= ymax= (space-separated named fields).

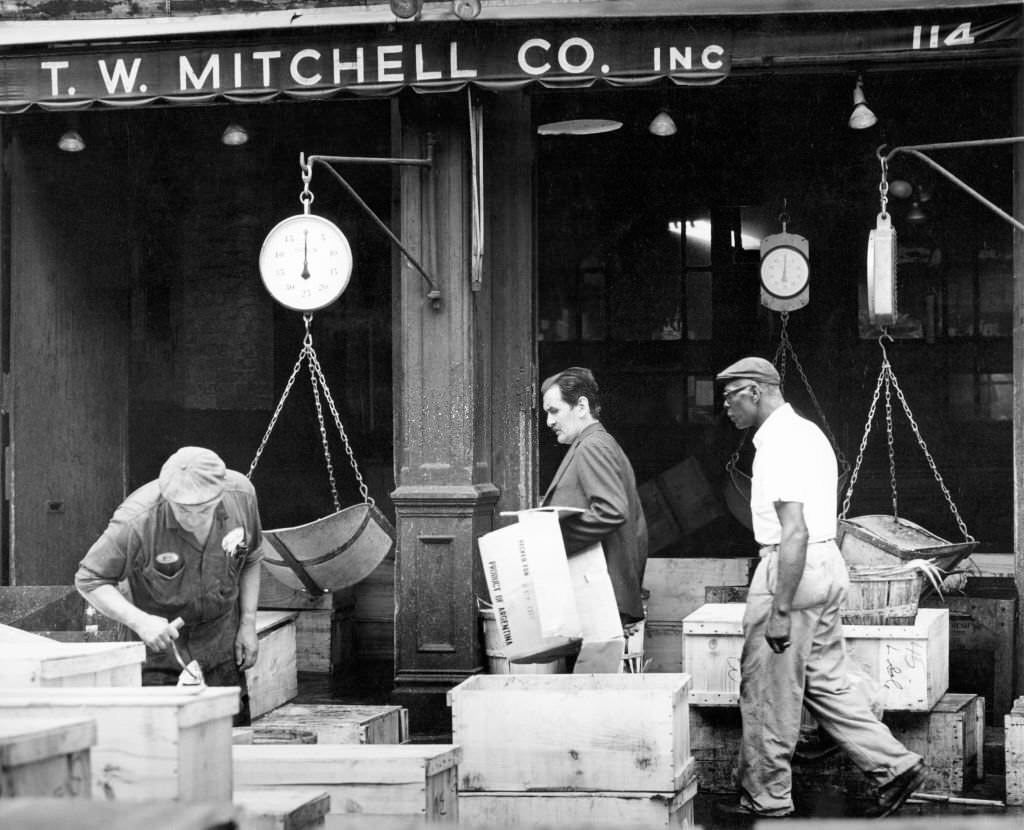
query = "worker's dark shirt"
xmin=75 ymin=471 xmax=264 ymax=673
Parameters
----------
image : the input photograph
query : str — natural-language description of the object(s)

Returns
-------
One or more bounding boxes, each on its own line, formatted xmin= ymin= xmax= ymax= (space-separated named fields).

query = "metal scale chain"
xmin=726 ymin=312 xmax=849 ymax=483
xmin=773 ymin=311 xmax=850 ymax=477
xmin=247 ymin=314 xmax=373 ymax=512
xmin=840 ymin=335 xmax=973 ymax=542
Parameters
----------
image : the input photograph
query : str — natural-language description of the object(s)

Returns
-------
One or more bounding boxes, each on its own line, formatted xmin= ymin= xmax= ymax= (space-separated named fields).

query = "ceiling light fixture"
xmin=536 ymin=118 xmax=623 ymax=136
xmin=648 ymin=110 xmax=677 ymax=137
xmin=57 ymin=130 xmax=85 ymax=152
xmin=848 ymin=75 xmax=878 ymax=130
xmin=221 ymin=123 xmax=249 ymax=147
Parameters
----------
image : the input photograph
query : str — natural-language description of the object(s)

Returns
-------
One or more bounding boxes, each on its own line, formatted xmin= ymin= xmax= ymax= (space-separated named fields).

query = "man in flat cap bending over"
xmin=714 ymin=357 xmax=925 ymax=821
xmin=76 ymin=447 xmax=263 ymax=724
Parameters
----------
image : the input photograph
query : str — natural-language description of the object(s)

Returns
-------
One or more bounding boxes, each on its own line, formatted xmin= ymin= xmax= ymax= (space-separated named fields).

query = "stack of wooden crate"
xmin=234 ymin=699 xmax=462 ymax=827
xmin=450 ymin=673 xmax=696 ymax=828
xmin=642 ymin=558 xmax=752 ymax=673
xmin=682 ymin=602 xmax=983 ymax=797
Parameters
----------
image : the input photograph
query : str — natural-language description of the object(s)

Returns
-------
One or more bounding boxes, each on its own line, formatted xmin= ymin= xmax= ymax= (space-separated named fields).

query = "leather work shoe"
xmin=867 ymin=760 xmax=928 ymax=818
xmin=715 ymin=800 xmax=794 ymax=823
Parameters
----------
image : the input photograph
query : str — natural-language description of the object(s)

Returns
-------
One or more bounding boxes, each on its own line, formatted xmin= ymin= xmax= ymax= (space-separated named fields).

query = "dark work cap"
xmin=716 ymin=357 xmax=781 ymax=386
xmin=159 ymin=446 xmax=227 ymax=505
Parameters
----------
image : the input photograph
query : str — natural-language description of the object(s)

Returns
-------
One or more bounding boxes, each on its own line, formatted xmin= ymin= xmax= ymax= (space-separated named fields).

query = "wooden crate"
xmin=0 ymin=641 xmax=144 ymax=687
xmin=644 ymin=621 xmax=683 ymax=673
xmin=0 ymin=686 xmax=238 ymax=801
xmin=0 ymin=717 xmax=95 ymax=798
xmin=448 ymin=673 xmax=691 ymax=793
xmin=233 ymin=744 xmax=460 ymax=826
xmin=688 ymin=705 xmax=743 ymax=793
xmin=1006 ymin=696 xmax=1024 ymax=806
xmin=691 ymin=694 xmax=984 ymax=797
xmin=254 ymin=704 xmax=408 ymax=744
xmin=682 ymin=603 xmax=949 ymax=710
xmin=247 ymin=611 xmax=299 ymax=719
xmin=921 ymin=577 xmax=1017 ymax=724
xmin=458 ymin=768 xmax=698 ymax=829
xmin=642 ymin=558 xmax=752 ymax=623
xmin=0 ymin=623 xmax=54 ymax=645
xmin=235 ymin=787 xmax=331 ymax=830
xmin=0 ymin=798 xmax=243 ymax=829
xmin=258 ymin=575 xmax=334 ymax=674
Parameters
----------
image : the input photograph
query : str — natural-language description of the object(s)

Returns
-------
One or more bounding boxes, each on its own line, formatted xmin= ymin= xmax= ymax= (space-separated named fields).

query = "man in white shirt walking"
xmin=714 ymin=356 xmax=925 ymax=821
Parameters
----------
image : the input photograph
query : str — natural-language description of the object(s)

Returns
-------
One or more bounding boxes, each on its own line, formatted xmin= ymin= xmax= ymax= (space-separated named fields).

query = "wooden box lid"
xmin=0 ymin=717 xmax=96 ymax=766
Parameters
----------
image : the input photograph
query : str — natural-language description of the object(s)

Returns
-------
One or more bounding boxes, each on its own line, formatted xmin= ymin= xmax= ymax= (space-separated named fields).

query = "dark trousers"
xmin=143 ymin=660 xmax=251 ymax=726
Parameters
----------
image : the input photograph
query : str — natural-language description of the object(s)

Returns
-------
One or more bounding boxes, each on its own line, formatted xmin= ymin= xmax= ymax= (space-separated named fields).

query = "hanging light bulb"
xmin=648 ymin=109 xmax=677 ymax=137
xmin=848 ymin=76 xmax=878 ymax=130
xmin=221 ymin=123 xmax=249 ymax=147
xmin=906 ymin=200 xmax=927 ymax=223
xmin=58 ymin=130 xmax=86 ymax=152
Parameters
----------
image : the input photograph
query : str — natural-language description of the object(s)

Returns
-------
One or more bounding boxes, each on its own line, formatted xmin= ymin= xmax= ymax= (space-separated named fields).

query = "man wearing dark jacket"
xmin=540 ymin=367 xmax=648 ymax=628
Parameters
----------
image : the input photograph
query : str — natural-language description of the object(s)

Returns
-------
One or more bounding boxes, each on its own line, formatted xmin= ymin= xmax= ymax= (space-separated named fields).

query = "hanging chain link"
xmin=305 ymin=340 xmax=372 ymax=505
xmin=884 ymin=367 xmax=898 ymax=518
xmin=878 ymin=151 xmax=890 ymax=218
xmin=773 ymin=312 xmax=850 ymax=475
xmin=247 ymin=324 xmax=311 ymax=480
xmin=247 ymin=314 xmax=373 ymax=508
xmin=308 ymin=345 xmax=341 ymax=513
xmin=300 ymin=155 xmax=315 ymax=214
xmin=840 ymin=355 xmax=887 ymax=520
xmin=840 ymin=335 xmax=974 ymax=541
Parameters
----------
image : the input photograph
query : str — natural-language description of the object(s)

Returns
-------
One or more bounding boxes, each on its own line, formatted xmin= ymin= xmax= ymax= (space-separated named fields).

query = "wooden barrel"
xmin=479 ymin=607 xmax=567 ymax=674
xmin=841 ymin=566 xmax=921 ymax=625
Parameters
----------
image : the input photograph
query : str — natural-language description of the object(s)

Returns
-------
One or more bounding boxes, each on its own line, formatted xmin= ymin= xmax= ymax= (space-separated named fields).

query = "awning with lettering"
xmin=0 ymin=5 xmax=1019 ymax=113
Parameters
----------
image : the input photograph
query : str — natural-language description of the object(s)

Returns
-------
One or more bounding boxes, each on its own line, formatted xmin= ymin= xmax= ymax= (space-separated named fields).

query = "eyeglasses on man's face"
xmin=722 ymin=384 xmax=756 ymax=404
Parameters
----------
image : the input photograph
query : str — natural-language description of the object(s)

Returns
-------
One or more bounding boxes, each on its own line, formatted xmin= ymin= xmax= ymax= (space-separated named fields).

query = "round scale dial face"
xmin=259 ymin=214 xmax=353 ymax=312
xmin=760 ymin=245 xmax=810 ymax=299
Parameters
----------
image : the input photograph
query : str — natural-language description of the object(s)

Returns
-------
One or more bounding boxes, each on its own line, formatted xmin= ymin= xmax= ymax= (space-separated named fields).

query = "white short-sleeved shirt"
xmin=751 ymin=403 xmax=838 ymax=546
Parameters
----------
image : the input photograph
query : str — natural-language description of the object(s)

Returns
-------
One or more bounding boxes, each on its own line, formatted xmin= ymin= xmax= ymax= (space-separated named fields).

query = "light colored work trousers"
xmin=738 ymin=541 xmax=922 ymax=815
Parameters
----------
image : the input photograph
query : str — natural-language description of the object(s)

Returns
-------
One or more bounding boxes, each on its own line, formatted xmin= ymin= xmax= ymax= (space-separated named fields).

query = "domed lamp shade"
xmin=848 ymin=77 xmax=878 ymax=130
xmin=221 ymin=123 xmax=249 ymax=147
xmin=649 ymin=109 xmax=678 ymax=137
xmin=58 ymin=130 xmax=86 ymax=152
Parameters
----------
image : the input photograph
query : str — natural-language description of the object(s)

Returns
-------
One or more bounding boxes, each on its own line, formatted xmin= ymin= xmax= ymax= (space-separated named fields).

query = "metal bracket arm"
xmin=880 ymin=137 xmax=1024 ymax=234
xmin=301 ymin=144 xmax=442 ymax=310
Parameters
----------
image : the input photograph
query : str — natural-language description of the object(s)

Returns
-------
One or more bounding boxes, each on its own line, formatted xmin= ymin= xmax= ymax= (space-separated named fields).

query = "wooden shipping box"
xmin=682 ymin=603 xmax=949 ymax=710
xmin=0 ymin=686 xmax=238 ymax=801
xmin=691 ymin=692 xmax=984 ymax=796
xmin=254 ymin=704 xmax=409 ymax=745
xmin=247 ymin=611 xmax=299 ymax=719
xmin=0 ymin=641 xmax=144 ymax=688
xmin=458 ymin=764 xmax=698 ymax=830
xmin=0 ymin=798 xmax=243 ymax=830
xmin=0 ymin=623 xmax=54 ymax=645
xmin=921 ymin=576 xmax=1017 ymax=724
xmin=235 ymin=787 xmax=331 ymax=830
xmin=1006 ymin=695 xmax=1024 ymax=806
xmin=0 ymin=717 xmax=95 ymax=799
xmin=258 ymin=573 xmax=334 ymax=674
xmin=232 ymin=744 xmax=460 ymax=826
xmin=448 ymin=673 xmax=691 ymax=794
xmin=642 ymin=558 xmax=752 ymax=624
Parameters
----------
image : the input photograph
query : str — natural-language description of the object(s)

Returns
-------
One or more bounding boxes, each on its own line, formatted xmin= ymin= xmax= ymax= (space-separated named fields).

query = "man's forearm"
xmin=238 ymin=560 xmax=261 ymax=625
xmin=80 ymin=583 xmax=152 ymax=632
